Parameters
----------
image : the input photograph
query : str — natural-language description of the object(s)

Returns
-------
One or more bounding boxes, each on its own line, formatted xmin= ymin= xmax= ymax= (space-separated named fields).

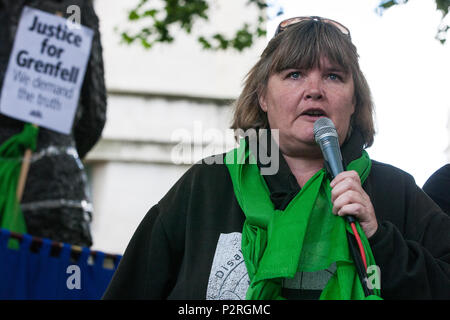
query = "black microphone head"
xmin=313 ymin=117 xmax=338 ymax=144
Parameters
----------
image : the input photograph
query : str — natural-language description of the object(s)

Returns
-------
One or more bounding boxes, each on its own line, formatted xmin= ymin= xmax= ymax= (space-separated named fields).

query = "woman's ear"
xmin=258 ymin=88 xmax=268 ymax=112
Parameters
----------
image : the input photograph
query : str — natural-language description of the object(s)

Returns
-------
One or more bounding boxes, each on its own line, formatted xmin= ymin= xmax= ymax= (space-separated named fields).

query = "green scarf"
xmin=0 ymin=123 xmax=39 ymax=245
xmin=224 ymin=138 xmax=382 ymax=300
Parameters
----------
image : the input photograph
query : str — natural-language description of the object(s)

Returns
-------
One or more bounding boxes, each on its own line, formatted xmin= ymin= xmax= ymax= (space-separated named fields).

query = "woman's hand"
xmin=330 ymin=170 xmax=378 ymax=238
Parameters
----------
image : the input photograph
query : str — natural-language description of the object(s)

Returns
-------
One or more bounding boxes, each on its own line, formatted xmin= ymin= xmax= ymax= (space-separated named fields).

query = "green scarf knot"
xmin=225 ymin=138 xmax=382 ymax=300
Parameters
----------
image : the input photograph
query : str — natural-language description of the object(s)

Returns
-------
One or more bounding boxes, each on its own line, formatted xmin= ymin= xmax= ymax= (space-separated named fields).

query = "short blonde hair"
xmin=231 ymin=19 xmax=375 ymax=148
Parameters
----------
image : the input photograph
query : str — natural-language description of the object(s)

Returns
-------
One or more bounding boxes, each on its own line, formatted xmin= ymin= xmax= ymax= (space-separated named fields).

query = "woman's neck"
xmin=282 ymin=153 xmax=324 ymax=188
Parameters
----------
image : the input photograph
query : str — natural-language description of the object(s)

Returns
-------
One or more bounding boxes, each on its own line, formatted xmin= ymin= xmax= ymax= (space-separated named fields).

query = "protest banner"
xmin=0 ymin=6 xmax=93 ymax=134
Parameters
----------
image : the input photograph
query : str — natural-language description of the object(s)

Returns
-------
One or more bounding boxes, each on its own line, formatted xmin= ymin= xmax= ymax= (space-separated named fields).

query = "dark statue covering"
xmin=0 ymin=0 xmax=107 ymax=246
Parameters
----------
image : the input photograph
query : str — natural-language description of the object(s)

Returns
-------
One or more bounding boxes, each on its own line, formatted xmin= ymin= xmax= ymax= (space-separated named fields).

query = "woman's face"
xmin=259 ymin=56 xmax=355 ymax=157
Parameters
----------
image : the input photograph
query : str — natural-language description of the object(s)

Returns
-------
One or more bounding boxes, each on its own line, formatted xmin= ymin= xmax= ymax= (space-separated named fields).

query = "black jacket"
xmin=423 ymin=164 xmax=450 ymax=215
xmin=104 ymin=131 xmax=450 ymax=299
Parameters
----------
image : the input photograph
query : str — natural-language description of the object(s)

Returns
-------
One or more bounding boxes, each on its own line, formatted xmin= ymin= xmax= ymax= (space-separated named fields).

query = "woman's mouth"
xmin=300 ymin=108 xmax=327 ymax=120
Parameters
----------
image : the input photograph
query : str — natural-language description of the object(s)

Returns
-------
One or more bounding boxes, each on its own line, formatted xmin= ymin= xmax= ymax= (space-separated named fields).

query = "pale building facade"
xmin=86 ymin=0 xmax=266 ymax=254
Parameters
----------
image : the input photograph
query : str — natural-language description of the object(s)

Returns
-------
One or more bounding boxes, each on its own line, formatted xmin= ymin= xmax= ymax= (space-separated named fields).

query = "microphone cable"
xmin=349 ymin=220 xmax=367 ymax=270
xmin=345 ymin=206 xmax=372 ymax=296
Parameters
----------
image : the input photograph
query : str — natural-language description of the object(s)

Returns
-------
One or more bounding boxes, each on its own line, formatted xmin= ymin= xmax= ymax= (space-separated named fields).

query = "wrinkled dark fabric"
xmin=0 ymin=0 xmax=107 ymax=246
xmin=423 ymin=164 xmax=450 ymax=215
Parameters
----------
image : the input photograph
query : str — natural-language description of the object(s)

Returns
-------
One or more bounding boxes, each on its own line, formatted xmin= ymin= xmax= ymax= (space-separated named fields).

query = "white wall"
xmin=88 ymin=161 xmax=190 ymax=253
xmin=86 ymin=0 xmax=266 ymax=254
xmin=95 ymin=0 xmax=263 ymax=99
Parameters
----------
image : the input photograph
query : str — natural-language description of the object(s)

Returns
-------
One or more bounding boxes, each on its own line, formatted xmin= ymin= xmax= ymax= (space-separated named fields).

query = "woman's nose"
xmin=304 ymin=74 xmax=323 ymax=100
xmin=305 ymin=90 xmax=323 ymax=100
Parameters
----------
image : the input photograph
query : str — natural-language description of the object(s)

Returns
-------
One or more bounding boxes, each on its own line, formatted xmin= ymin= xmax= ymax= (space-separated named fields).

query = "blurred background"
xmin=85 ymin=0 xmax=450 ymax=255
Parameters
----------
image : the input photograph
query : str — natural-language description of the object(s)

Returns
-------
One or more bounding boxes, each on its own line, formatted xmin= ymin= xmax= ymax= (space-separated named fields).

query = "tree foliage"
xmin=119 ymin=0 xmax=271 ymax=51
xmin=377 ymin=0 xmax=450 ymax=44
xmin=119 ymin=0 xmax=450 ymax=52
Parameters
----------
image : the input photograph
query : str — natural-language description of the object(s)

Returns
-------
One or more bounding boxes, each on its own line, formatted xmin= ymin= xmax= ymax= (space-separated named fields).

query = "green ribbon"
xmin=225 ymin=138 xmax=382 ymax=300
xmin=0 ymin=123 xmax=39 ymax=248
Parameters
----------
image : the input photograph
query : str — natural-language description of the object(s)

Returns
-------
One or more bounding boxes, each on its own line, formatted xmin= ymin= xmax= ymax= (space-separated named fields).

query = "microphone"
xmin=313 ymin=117 xmax=355 ymax=224
xmin=314 ymin=118 xmax=372 ymax=294
xmin=313 ymin=117 xmax=344 ymax=180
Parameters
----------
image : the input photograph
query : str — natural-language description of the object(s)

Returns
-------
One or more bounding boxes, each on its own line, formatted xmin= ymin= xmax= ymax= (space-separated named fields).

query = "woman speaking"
xmin=104 ymin=16 xmax=450 ymax=300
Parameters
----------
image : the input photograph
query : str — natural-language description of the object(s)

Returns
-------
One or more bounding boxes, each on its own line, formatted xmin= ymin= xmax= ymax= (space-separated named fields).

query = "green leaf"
xmin=379 ymin=0 xmax=396 ymax=9
xmin=140 ymin=38 xmax=153 ymax=49
xmin=198 ymin=36 xmax=212 ymax=49
xmin=256 ymin=27 xmax=267 ymax=37
xmin=143 ymin=9 xmax=157 ymax=17
xmin=128 ymin=10 xmax=140 ymax=20
xmin=435 ymin=0 xmax=450 ymax=15
xmin=378 ymin=0 xmax=409 ymax=9
xmin=121 ymin=32 xmax=135 ymax=44
xmin=212 ymin=34 xmax=229 ymax=49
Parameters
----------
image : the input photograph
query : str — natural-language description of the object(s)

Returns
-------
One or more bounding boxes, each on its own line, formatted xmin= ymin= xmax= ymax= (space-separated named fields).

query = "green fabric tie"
xmin=224 ymin=138 xmax=382 ymax=300
xmin=0 ymin=123 xmax=39 ymax=248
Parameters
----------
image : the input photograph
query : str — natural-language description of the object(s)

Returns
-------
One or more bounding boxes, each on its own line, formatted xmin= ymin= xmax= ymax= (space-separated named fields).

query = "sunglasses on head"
xmin=274 ymin=16 xmax=351 ymax=39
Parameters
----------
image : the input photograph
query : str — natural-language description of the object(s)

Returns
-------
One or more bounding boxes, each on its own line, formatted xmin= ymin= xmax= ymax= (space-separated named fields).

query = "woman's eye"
xmin=328 ymin=73 xmax=341 ymax=81
xmin=287 ymin=71 xmax=301 ymax=79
